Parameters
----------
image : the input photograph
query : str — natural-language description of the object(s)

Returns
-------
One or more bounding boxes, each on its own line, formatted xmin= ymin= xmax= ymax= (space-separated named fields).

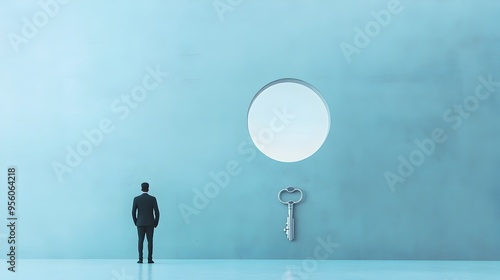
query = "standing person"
xmin=132 ymin=182 xmax=160 ymax=263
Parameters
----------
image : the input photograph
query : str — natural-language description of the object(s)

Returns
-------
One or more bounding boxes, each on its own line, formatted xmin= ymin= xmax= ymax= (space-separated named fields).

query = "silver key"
xmin=278 ymin=187 xmax=303 ymax=241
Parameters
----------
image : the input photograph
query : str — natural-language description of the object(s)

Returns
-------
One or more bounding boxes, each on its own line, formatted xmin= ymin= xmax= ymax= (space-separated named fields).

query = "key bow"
xmin=278 ymin=186 xmax=303 ymax=205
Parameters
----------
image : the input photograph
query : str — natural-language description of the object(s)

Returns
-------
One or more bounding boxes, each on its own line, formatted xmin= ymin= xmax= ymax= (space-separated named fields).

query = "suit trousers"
xmin=137 ymin=226 xmax=154 ymax=261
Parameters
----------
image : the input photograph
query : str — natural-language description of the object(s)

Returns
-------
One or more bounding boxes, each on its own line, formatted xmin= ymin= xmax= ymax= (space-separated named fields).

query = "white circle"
xmin=247 ymin=79 xmax=330 ymax=162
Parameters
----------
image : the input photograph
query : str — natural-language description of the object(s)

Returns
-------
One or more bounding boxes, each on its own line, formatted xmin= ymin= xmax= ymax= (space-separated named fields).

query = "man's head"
xmin=141 ymin=182 xmax=149 ymax=192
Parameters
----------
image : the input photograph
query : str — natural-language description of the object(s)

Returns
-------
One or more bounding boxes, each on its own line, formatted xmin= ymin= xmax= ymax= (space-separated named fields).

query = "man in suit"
xmin=132 ymin=182 xmax=160 ymax=263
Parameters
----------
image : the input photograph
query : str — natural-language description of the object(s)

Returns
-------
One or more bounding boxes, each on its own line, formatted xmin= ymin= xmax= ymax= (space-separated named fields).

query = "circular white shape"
xmin=247 ymin=79 xmax=330 ymax=162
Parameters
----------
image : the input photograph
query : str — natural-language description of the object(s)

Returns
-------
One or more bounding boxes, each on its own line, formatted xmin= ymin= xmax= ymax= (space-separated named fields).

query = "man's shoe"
xmin=137 ymin=260 xmax=143 ymax=263
xmin=148 ymin=260 xmax=154 ymax=264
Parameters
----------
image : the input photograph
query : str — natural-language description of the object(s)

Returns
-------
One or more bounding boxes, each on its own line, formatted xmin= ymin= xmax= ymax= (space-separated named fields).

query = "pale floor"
xmin=0 ymin=259 xmax=499 ymax=280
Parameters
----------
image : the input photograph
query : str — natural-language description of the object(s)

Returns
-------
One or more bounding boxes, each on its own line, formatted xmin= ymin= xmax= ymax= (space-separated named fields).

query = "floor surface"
xmin=0 ymin=259 xmax=498 ymax=280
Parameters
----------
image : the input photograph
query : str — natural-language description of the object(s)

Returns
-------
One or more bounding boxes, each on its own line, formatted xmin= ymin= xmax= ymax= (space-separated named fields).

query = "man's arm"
xmin=132 ymin=198 xmax=138 ymax=225
xmin=153 ymin=197 xmax=160 ymax=227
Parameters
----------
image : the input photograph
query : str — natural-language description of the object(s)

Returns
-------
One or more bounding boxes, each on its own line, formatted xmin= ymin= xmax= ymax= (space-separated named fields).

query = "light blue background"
xmin=0 ymin=0 xmax=499 ymax=260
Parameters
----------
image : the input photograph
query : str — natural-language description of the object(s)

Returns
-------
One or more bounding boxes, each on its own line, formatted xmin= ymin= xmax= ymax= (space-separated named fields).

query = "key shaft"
xmin=285 ymin=202 xmax=295 ymax=241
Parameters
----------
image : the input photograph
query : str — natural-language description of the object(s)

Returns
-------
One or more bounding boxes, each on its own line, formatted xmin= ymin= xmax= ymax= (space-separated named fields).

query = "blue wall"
xmin=0 ymin=0 xmax=499 ymax=260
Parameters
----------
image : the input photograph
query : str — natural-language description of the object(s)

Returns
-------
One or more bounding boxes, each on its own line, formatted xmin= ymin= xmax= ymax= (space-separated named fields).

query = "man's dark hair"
xmin=141 ymin=182 xmax=149 ymax=192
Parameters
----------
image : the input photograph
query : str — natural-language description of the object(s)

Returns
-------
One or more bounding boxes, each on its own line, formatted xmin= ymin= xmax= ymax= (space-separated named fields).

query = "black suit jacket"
xmin=132 ymin=193 xmax=160 ymax=227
